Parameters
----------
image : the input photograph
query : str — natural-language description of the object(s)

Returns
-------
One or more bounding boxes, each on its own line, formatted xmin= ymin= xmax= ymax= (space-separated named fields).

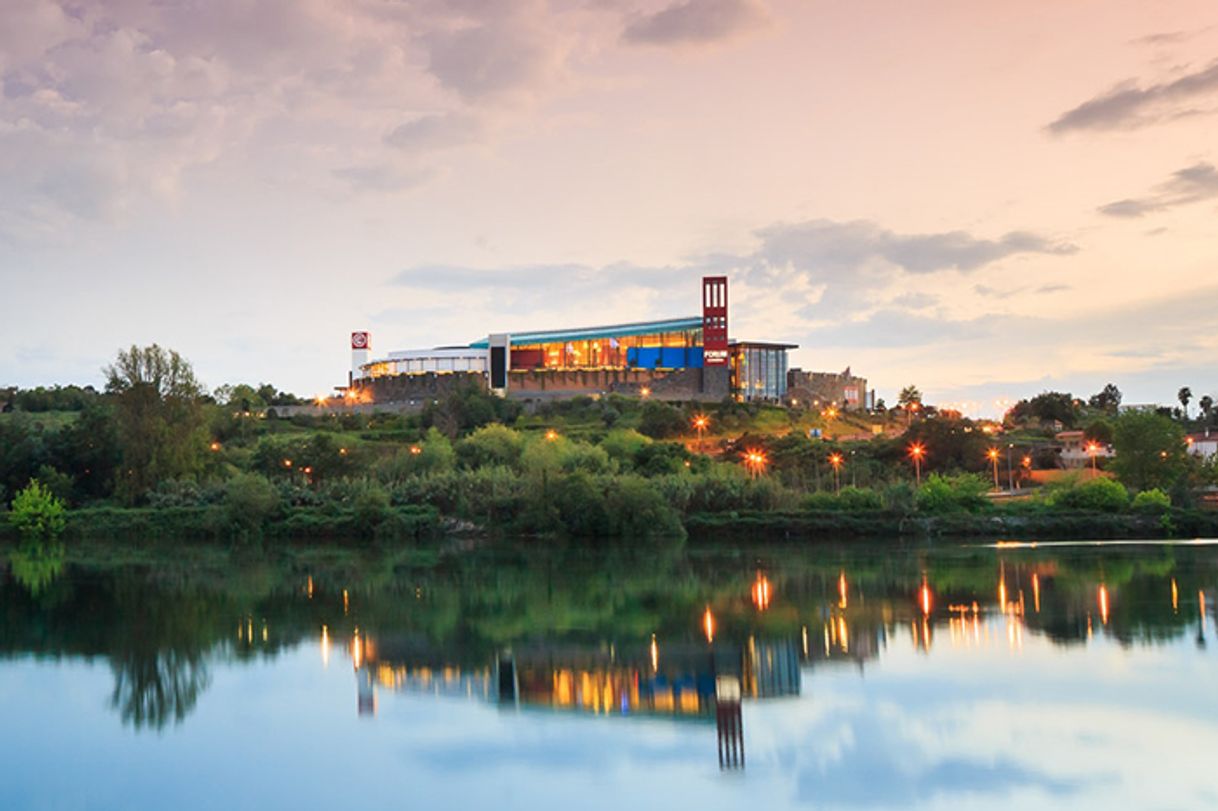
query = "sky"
xmin=1 ymin=0 xmax=1217 ymax=414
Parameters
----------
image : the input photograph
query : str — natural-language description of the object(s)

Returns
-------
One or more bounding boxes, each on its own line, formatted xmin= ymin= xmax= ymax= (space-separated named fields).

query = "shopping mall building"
xmin=347 ymin=276 xmax=797 ymax=404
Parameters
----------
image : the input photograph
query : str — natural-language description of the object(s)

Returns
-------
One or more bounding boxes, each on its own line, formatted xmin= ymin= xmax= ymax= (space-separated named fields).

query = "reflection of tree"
xmin=110 ymin=648 xmax=210 ymax=730
xmin=9 ymin=540 xmax=65 ymax=598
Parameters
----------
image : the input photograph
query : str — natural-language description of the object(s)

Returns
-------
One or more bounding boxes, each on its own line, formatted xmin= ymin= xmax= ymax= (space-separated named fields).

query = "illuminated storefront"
xmin=730 ymin=341 xmax=794 ymax=402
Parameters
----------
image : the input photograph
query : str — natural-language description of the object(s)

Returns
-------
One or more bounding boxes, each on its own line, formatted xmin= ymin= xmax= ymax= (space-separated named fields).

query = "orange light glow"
xmin=209 ymin=441 xmax=221 ymax=452
xmin=639 ymin=386 xmax=651 ymax=398
xmin=987 ymin=447 xmax=1000 ymax=461
xmin=650 ymin=634 xmax=659 ymax=672
xmin=1032 ymin=573 xmax=1040 ymax=613
xmin=1172 ymin=578 xmax=1179 ymax=612
xmin=545 ymin=429 xmax=559 ymax=442
xmin=692 ymin=415 xmax=709 ymax=431
xmin=351 ymin=631 xmax=363 ymax=670
xmin=751 ymin=573 xmax=772 ymax=612
xmin=920 ymin=581 xmax=933 ymax=617
xmin=838 ymin=571 xmax=848 ymax=609
xmin=320 ymin=624 xmax=330 ymax=667
xmin=409 ymin=445 xmax=422 ymax=455
xmin=703 ymin=607 xmax=715 ymax=643
xmin=829 ymin=452 xmax=843 ymax=470
xmin=742 ymin=448 xmax=768 ymax=478
xmin=1022 ymin=456 xmax=1032 ymax=469
xmin=283 ymin=459 xmax=293 ymax=468
xmin=908 ymin=442 xmax=926 ymax=460
xmin=339 ymin=447 xmax=348 ymax=456
xmin=1098 ymin=584 xmax=1110 ymax=625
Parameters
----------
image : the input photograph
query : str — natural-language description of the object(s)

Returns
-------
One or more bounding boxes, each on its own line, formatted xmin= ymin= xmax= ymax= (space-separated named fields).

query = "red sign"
xmin=702 ymin=276 xmax=728 ymax=366
xmin=351 ymin=331 xmax=370 ymax=350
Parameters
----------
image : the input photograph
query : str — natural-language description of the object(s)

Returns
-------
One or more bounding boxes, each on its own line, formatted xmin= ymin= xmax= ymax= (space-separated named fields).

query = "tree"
xmin=1110 ymin=410 xmax=1188 ymax=492
xmin=1178 ymin=387 xmax=1192 ymax=420
xmin=1088 ymin=383 xmax=1122 ymax=412
xmin=1200 ymin=394 xmax=1214 ymax=422
xmin=897 ymin=386 xmax=922 ymax=408
xmin=9 ymin=479 xmax=67 ymax=541
xmin=104 ymin=345 xmax=207 ymax=503
xmin=1084 ymin=418 xmax=1114 ymax=446
xmin=1009 ymin=391 xmax=1078 ymax=428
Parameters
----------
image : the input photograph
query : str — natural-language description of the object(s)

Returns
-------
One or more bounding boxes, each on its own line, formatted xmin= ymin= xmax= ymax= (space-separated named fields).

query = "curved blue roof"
xmin=468 ymin=316 xmax=702 ymax=348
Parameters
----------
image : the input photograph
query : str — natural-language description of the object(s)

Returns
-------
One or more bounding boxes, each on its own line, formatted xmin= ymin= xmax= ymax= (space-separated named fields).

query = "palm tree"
xmin=1178 ymin=387 xmax=1193 ymax=420
xmin=1200 ymin=394 xmax=1214 ymax=423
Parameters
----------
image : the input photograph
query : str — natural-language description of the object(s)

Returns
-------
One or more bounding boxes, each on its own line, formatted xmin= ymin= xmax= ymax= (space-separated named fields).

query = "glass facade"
xmin=511 ymin=327 xmax=702 ymax=370
xmin=731 ymin=343 xmax=791 ymax=401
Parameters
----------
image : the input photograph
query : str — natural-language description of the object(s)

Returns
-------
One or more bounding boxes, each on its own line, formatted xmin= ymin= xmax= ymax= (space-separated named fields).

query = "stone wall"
xmin=787 ymin=368 xmax=869 ymax=409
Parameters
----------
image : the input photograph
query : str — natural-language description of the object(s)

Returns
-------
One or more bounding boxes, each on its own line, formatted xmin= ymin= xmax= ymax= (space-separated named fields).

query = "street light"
xmin=829 ymin=452 xmax=844 ymax=494
xmin=987 ymin=447 xmax=1000 ymax=490
xmin=545 ymin=428 xmax=560 ymax=442
xmin=692 ymin=414 xmax=709 ymax=451
xmin=1006 ymin=443 xmax=1015 ymax=491
xmin=743 ymin=449 xmax=768 ymax=479
xmin=1085 ymin=441 xmax=1101 ymax=477
xmin=908 ymin=442 xmax=926 ymax=485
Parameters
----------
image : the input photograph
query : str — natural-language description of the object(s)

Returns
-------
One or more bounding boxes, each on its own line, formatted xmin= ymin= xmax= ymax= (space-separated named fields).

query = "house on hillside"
xmin=1186 ymin=429 xmax=1218 ymax=462
xmin=1056 ymin=430 xmax=1112 ymax=469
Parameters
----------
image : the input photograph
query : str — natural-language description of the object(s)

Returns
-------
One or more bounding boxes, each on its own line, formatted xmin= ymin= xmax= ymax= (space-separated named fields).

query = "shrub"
xmin=352 ymin=481 xmax=392 ymax=531
xmin=600 ymin=429 xmax=651 ymax=465
xmin=837 ymin=486 xmax=884 ymax=511
xmin=605 ymin=476 xmax=686 ymax=540
xmin=637 ymin=401 xmax=687 ymax=439
xmin=224 ymin=473 xmax=279 ymax=529
xmin=9 ymin=480 xmax=67 ymax=541
xmin=457 ymin=423 xmax=524 ymax=470
xmin=882 ymin=482 xmax=917 ymax=513
xmin=917 ymin=474 xmax=989 ymax=513
xmin=1050 ymin=477 xmax=1129 ymax=512
xmin=1131 ymin=488 xmax=1171 ymax=514
xmin=633 ymin=442 xmax=691 ymax=477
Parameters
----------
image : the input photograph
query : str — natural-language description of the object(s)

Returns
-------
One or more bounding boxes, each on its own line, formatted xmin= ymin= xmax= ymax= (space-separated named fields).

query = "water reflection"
xmin=2 ymin=538 xmax=1217 ymax=801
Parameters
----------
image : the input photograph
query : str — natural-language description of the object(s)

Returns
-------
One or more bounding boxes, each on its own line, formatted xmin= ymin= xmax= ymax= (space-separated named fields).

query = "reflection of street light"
xmin=908 ymin=443 xmax=926 ymax=484
xmin=829 ymin=452 xmax=844 ymax=494
xmin=987 ymin=447 xmax=1000 ymax=490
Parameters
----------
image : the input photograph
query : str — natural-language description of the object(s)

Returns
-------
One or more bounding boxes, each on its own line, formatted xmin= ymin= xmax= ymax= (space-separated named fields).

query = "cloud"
xmin=389 ymin=217 xmax=1076 ymax=342
xmin=423 ymin=6 xmax=569 ymax=102
xmin=754 ymin=219 xmax=1075 ymax=275
xmin=1048 ymin=60 xmax=1218 ymax=134
xmin=384 ymin=112 xmax=486 ymax=151
xmin=1098 ymin=161 xmax=1218 ymax=217
xmin=0 ymin=0 xmax=585 ymax=239
xmin=622 ymin=0 xmax=769 ymax=47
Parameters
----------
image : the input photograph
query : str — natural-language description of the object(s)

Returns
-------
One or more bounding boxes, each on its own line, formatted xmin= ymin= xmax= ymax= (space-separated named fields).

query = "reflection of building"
xmin=348 ymin=277 xmax=797 ymax=404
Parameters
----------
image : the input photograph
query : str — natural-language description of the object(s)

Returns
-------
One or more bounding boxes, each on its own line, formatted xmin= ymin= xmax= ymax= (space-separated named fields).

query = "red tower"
xmin=702 ymin=276 xmax=728 ymax=366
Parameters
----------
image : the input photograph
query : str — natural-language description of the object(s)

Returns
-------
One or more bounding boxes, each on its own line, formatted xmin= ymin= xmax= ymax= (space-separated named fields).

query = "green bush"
xmin=837 ymin=486 xmax=884 ymax=511
xmin=605 ymin=476 xmax=685 ymax=540
xmin=457 ymin=423 xmax=524 ymax=470
xmin=224 ymin=473 xmax=279 ymax=529
xmin=1050 ymin=477 xmax=1129 ymax=512
xmin=9 ymin=479 xmax=67 ymax=541
xmin=1131 ymin=488 xmax=1171 ymax=514
xmin=352 ymin=481 xmax=392 ymax=531
xmin=637 ymin=401 xmax=687 ymax=439
xmin=600 ymin=429 xmax=651 ymax=465
xmin=917 ymin=474 xmax=989 ymax=513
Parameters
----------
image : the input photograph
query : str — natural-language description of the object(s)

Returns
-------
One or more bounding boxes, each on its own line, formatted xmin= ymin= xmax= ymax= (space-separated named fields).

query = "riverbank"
xmin=685 ymin=507 xmax=1218 ymax=542
xmin=5 ymin=502 xmax=1214 ymax=544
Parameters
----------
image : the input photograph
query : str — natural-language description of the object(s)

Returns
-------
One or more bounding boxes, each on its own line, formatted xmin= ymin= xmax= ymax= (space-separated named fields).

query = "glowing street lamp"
xmin=987 ymin=447 xmax=1000 ymax=490
xmin=743 ymin=449 xmax=768 ymax=479
xmin=639 ymin=386 xmax=652 ymax=399
xmin=1085 ymin=441 xmax=1101 ymax=477
xmin=828 ymin=452 xmax=844 ymax=494
xmin=692 ymin=414 xmax=709 ymax=451
xmin=908 ymin=442 xmax=926 ymax=484
xmin=545 ymin=428 xmax=560 ymax=442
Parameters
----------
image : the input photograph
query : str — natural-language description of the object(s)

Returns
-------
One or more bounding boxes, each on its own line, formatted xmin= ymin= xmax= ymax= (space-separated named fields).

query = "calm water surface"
xmin=2 ymin=537 xmax=1217 ymax=810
